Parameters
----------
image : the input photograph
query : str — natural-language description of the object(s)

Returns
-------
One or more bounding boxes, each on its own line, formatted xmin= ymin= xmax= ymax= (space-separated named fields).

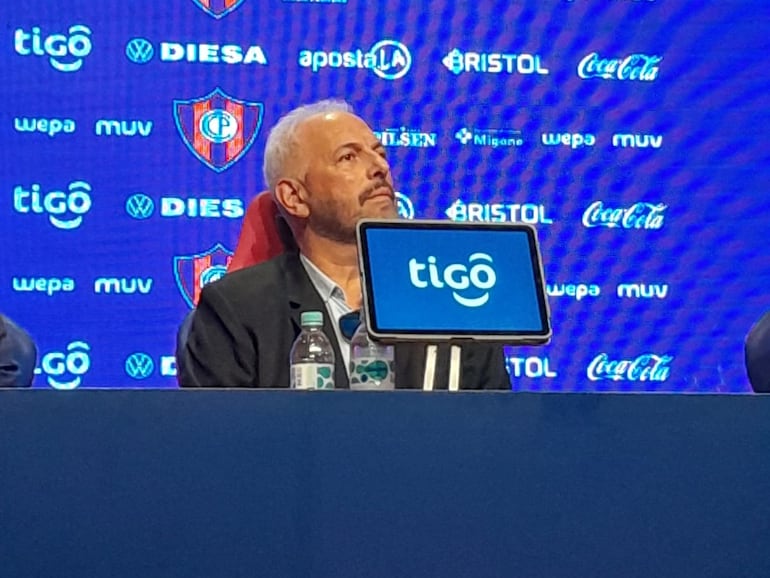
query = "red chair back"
xmin=178 ymin=192 xmax=293 ymax=384
xmin=228 ymin=192 xmax=293 ymax=272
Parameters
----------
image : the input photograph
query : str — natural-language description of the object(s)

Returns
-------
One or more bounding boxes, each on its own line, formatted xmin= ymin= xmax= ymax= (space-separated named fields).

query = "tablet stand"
xmin=422 ymin=343 xmax=462 ymax=392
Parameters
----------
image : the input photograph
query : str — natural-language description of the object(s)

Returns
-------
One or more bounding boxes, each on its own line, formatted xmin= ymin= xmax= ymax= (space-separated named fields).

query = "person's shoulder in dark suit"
xmin=205 ymin=252 xmax=291 ymax=308
xmin=0 ymin=313 xmax=38 ymax=388
xmin=746 ymin=310 xmax=770 ymax=392
xmin=179 ymin=253 xmax=297 ymax=387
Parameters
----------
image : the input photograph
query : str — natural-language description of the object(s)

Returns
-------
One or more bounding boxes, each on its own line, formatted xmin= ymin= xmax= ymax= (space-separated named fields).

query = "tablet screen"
xmin=357 ymin=220 xmax=551 ymax=342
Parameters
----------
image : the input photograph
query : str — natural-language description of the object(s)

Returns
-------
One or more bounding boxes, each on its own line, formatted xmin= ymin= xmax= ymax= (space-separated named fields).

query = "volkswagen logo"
xmin=125 ymin=38 xmax=154 ymax=64
xmin=125 ymin=353 xmax=155 ymax=380
xmin=125 ymin=194 xmax=155 ymax=219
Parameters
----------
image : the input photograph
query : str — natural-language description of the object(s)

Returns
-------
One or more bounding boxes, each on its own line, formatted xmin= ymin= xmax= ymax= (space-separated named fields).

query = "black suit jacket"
xmin=179 ymin=252 xmax=511 ymax=389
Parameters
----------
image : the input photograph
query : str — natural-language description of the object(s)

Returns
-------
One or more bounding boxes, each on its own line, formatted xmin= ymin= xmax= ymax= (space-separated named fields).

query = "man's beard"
xmin=308 ymin=196 xmax=358 ymax=244
xmin=306 ymin=181 xmax=397 ymax=244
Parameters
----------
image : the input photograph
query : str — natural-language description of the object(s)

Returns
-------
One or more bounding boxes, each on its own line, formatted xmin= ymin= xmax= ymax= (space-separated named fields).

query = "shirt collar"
xmin=299 ymin=253 xmax=346 ymax=304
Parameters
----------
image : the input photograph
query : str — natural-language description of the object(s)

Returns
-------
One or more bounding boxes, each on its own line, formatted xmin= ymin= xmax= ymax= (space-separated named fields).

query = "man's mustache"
xmin=359 ymin=181 xmax=395 ymax=204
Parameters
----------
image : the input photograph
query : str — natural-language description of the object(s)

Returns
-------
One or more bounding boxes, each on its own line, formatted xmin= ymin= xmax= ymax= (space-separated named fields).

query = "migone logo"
xmin=408 ymin=253 xmax=496 ymax=307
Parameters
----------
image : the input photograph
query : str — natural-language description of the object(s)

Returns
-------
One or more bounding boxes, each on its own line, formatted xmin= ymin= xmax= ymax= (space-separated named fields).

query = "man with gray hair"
xmin=180 ymin=99 xmax=510 ymax=389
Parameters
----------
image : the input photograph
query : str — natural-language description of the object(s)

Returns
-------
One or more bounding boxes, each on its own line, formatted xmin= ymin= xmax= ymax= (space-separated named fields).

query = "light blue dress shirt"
xmin=299 ymin=254 xmax=355 ymax=375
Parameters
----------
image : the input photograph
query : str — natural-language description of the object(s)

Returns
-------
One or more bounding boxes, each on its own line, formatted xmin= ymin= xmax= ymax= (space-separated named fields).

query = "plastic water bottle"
xmin=290 ymin=311 xmax=335 ymax=390
xmin=349 ymin=315 xmax=395 ymax=390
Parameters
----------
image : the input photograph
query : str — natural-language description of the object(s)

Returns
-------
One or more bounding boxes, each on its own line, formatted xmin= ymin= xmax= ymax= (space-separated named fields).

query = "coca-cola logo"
xmin=587 ymin=353 xmax=673 ymax=382
xmin=578 ymin=52 xmax=661 ymax=81
xmin=582 ymin=201 xmax=666 ymax=230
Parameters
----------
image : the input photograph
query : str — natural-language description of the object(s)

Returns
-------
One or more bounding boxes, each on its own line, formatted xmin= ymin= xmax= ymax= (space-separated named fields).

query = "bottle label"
xmin=291 ymin=363 xmax=334 ymax=390
xmin=350 ymin=357 xmax=395 ymax=390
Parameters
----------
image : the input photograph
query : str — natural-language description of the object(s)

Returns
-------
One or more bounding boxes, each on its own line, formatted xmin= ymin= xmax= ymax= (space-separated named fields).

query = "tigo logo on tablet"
xmin=408 ymin=253 xmax=497 ymax=307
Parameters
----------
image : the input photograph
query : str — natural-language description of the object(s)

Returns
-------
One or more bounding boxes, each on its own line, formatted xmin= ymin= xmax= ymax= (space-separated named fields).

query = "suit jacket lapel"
xmin=284 ymin=252 xmax=350 ymax=389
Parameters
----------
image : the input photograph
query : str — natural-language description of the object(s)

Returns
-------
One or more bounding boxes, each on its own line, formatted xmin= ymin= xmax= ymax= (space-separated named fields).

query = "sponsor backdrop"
xmin=2 ymin=0 xmax=769 ymax=390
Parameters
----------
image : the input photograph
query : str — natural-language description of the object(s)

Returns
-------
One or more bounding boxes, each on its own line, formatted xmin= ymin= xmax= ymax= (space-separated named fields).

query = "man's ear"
xmin=274 ymin=179 xmax=310 ymax=219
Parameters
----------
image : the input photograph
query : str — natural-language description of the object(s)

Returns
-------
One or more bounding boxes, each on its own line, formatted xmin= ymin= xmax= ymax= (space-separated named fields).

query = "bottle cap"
xmin=300 ymin=311 xmax=324 ymax=327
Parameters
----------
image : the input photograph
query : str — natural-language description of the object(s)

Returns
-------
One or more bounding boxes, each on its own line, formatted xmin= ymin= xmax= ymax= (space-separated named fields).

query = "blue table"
xmin=1 ymin=391 xmax=769 ymax=577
